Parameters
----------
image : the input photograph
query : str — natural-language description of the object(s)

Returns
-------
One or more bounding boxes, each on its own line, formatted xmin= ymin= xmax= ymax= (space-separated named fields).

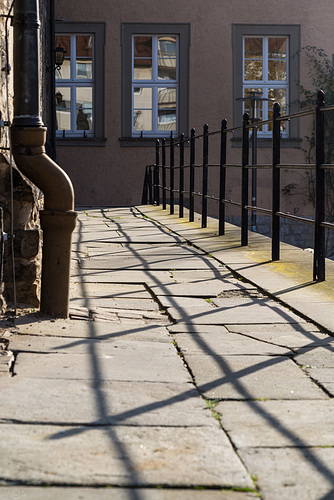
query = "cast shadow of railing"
xmin=50 ymin=208 xmax=334 ymax=499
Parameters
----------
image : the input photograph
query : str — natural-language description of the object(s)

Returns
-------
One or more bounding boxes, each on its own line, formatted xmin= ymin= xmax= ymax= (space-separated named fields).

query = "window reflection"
xmin=158 ymin=110 xmax=176 ymax=130
xmin=158 ymin=36 xmax=176 ymax=57
xmin=76 ymin=87 xmax=93 ymax=130
xmin=134 ymin=36 xmax=152 ymax=57
xmin=55 ymin=87 xmax=71 ymax=130
xmin=55 ymin=35 xmax=71 ymax=80
xmin=133 ymin=87 xmax=152 ymax=109
xmin=131 ymin=34 xmax=178 ymax=135
xmin=244 ymin=38 xmax=263 ymax=59
xmin=134 ymin=110 xmax=152 ymax=131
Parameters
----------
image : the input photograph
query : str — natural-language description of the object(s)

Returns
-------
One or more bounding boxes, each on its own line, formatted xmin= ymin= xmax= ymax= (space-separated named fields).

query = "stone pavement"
xmin=1 ymin=205 xmax=334 ymax=499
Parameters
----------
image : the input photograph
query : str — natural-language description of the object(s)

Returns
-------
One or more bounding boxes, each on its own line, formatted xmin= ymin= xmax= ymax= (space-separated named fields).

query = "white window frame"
xmin=56 ymin=33 xmax=95 ymax=138
xmin=242 ymin=35 xmax=289 ymax=137
xmin=233 ymin=24 xmax=301 ymax=147
xmin=131 ymin=34 xmax=179 ymax=138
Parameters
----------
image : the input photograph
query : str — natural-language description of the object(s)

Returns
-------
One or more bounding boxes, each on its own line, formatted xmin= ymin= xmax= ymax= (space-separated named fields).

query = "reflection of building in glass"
xmin=243 ymin=36 xmax=288 ymax=135
xmin=55 ymin=34 xmax=94 ymax=135
xmin=132 ymin=35 xmax=178 ymax=136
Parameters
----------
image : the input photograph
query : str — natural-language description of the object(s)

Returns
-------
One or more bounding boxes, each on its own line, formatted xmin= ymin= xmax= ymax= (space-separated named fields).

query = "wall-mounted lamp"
xmin=55 ymin=44 xmax=65 ymax=71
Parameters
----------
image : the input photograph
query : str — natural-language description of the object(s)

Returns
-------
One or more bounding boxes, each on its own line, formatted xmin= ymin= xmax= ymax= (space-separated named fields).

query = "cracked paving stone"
xmin=0 ymin=424 xmax=253 ymax=489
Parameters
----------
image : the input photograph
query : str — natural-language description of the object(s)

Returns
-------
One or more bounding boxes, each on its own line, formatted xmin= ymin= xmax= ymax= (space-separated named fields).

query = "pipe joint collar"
xmin=40 ymin=209 xmax=77 ymax=233
xmin=11 ymin=126 xmax=47 ymax=148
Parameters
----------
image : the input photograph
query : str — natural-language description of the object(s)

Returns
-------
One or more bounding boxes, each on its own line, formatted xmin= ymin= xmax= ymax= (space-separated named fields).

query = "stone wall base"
xmin=0 ymin=154 xmax=42 ymax=310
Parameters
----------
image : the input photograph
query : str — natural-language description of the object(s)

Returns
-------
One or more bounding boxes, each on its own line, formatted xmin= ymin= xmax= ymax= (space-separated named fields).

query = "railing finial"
xmin=316 ymin=89 xmax=325 ymax=107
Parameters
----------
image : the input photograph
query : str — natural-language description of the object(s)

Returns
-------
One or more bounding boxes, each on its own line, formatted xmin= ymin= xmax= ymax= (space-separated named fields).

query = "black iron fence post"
xmin=162 ymin=138 xmax=166 ymax=209
xmin=170 ymin=132 xmax=175 ymax=215
xmin=202 ymin=124 xmax=209 ymax=228
xmin=189 ymin=128 xmax=195 ymax=222
xmin=141 ymin=166 xmax=149 ymax=205
xmin=272 ymin=103 xmax=281 ymax=261
xmin=219 ymin=119 xmax=227 ymax=235
xmin=154 ymin=140 xmax=160 ymax=205
xmin=313 ymin=89 xmax=326 ymax=281
xmin=148 ymin=165 xmax=153 ymax=205
xmin=241 ymin=113 xmax=249 ymax=246
xmin=179 ymin=133 xmax=185 ymax=218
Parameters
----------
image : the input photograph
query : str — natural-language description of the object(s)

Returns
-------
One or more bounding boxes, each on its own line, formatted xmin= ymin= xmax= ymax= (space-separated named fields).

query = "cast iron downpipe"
xmin=10 ymin=0 xmax=77 ymax=317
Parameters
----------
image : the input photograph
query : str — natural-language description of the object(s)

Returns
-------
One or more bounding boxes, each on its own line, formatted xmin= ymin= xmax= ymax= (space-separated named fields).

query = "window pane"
xmin=56 ymin=87 xmax=71 ymax=130
xmin=134 ymin=36 xmax=152 ymax=57
xmin=76 ymin=35 xmax=93 ymax=80
xmin=244 ymin=38 xmax=263 ymax=59
xmin=56 ymin=87 xmax=71 ymax=108
xmin=55 ymin=35 xmax=71 ymax=80
xmin=244 ymin=60 xmax=263 ymax=81
xmin=268 ymin=89 xmax=287 ymax=131
xmin=158 ymin=36 xmax=177 ymax=57
xmin=158 ymin=110 xmax=176 ymax=130
xmin=133 ymin=87 xmax=152 ymax=109
xmin=268 ymin=38 xmax=287 ymax=59
xmin=268 ymin=88 xmax=287 ymax=131
xmin=134 ymin=59 xmax=152 ymax=80
xmin=76 ymin=87 xmax=93 ymax=130
xmin=158 ymin=88 xmax=176 ymax=108
xmin=158 ymin=58 xmax=176 ymax=80
xmin=133 ymin=110 xmax=152 ymax=131
xmin=243 ymin=88 xmax=263 ymax=129
xmin=268 ymin=60 xmax=287 ymax=81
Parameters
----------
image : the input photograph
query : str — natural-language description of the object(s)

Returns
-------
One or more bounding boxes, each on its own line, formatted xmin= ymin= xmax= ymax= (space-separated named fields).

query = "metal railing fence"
xmin=142 ymin=90 xmax=334 ymax=282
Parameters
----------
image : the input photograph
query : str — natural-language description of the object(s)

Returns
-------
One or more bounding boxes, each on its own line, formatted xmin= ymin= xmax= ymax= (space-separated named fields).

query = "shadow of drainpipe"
xmin=10 ymin=0 xmax=77 ymax=318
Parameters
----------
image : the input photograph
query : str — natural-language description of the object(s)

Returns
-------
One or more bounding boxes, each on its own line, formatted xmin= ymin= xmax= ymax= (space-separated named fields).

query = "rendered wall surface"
xmin=54 ymin=0 xmax=334 ymax=219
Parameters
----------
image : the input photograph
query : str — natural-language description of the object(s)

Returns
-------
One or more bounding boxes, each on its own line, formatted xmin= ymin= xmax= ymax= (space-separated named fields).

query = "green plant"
xmin=283 ymin=46 xmax=334 ymax=256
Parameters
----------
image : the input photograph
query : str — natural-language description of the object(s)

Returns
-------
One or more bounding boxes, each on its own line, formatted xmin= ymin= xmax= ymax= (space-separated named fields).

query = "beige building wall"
xmin=54 ymin=0 xmax=334 ymax=218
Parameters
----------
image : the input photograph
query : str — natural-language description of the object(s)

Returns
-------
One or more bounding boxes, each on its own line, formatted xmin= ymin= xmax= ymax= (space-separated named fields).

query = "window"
xmin=243 ymin=36 xmax=288 ymax=136
xmin=55 ymin=22 xmax=105 ymax=144
xmin=122 ymin=24 xmax=190 ymax=145
xmin=233 ymin=25 xmax=300 ymax=144
xmin=132 ymin=35 xmax=178 ymax=136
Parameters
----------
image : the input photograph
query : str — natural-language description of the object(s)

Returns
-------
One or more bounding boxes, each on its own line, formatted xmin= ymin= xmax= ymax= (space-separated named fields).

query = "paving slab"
xmin=0 ymin=487 xmax=257 ymax=500
xmin=150 ymin=280 xmax=257 ymax=297
xmin=71 ymin=271 xmax=172 ymax=284
xmin=158 ymin=296 xmax=213 ymax=309
xmin=217 ymin=400 xmax=334 ymax=448
xmin=67 ymin=306 xmax=170 ymax=325
xmin=239 ymin=447 xmax=334 ymax=500
xmin=172 ymin=330 xmax=292 ymax=356
xmin=0 ymin=424 xmax=253 ymax=488
xmin=167 ymin=298 xmax=306 ymax=325
xmin=9 ymin=335 xmax=174 ymax=354
xmin=303 ymin=367 xmax=334 ymax=396
xmin=70 ymin=283 xmax=150 ymax=299
xmin=13 ymin=318 xmax=171 ymax=341
xmin=0 ymin=378 xmax=211 ymax=426
xmin=85 ymin=246 xmax=205 ymax=257
xmin=79 ymin=256 xmax=220 ymax=271
xmin=168 ymin=269 xmax=231 ymax=281
xmin=294 ymin=346 xmax=334 ymax=368
xmin=226 ymin=323 xmax=329 ymax=349
xmin=182 ymin=354 xmax=326 ymax=400
xmin=69 ymin=297 xmax=160 ymax=311
xmin=75 ymin=234 xmax=184 ymax=244
xmin=14 ymin=343 xmax=191 ymax=383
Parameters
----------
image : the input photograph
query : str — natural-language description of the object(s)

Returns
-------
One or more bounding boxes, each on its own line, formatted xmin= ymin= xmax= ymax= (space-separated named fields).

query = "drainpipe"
xmin=10 ymin=0 xmax=77 ymax=317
